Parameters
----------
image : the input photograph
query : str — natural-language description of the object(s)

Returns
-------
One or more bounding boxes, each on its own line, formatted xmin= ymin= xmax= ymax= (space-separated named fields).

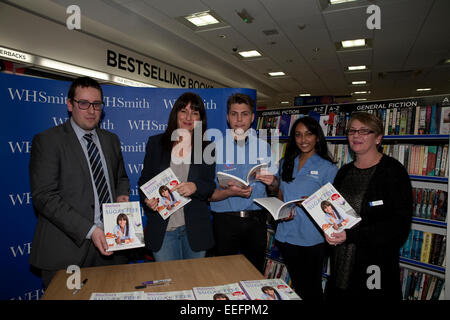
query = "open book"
xmin=139 ymin=167 xmax=191 ymax=220
xmin=301 ymin=182 xmax=361 ymax=236
xmin=217 ymin=163 xmax=268 ymax=188
xmin=253 ymin=197 xmax=304 ymax=220
xmin=102 ymin=201 xmax=145 ymax=252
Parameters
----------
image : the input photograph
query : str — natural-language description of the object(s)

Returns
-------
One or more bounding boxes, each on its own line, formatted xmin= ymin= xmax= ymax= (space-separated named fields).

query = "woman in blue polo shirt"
xmin=274 ymin=116 xmax=338 ymax=301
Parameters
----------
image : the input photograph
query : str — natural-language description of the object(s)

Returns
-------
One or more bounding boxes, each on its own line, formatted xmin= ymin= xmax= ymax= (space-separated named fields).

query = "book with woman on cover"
xmin=217 ymin=163 xmax=269 ymax=188
xmin=102 ymin=201 xmax=145 ymax=251
xmin=240 ymin=279 xmax=301 ymax=300
xmin=139 ymin=167 xmax=191 ymax=220
xmin=301 ymin=182 xmax=361 ymax=236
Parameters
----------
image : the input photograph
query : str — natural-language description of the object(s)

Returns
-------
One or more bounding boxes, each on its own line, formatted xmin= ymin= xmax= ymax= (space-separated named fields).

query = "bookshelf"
xmin=257 ymin=93 xmax=450 ymax=300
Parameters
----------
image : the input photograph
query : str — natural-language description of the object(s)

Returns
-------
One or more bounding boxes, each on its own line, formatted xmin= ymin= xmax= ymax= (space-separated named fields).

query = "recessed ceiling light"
xmin=299 ymin=93 xmax=311 ymax=96
xmin=281 ymin=101 xmax=289 ymax=104
xmin=268 ymin=71 xmax=285 ymax=76
xmin=330 ymin=0 xmax=359 ymax=4
xmin=341 ymin=39 xmax=366 ymax=48
xmin=352 ymin=81 xmax=367 ymax=85
xmin=348 ymin=65 xmax=367 ymax=71
xmin=416 ymin=88 xmax=431 ymax=91
xmin=353 ymin=91 xmax=370 ymax=94
xmin=356 ymin=98 xmax=367 ymax=101
xmin=238 ymin=50 xmax=262 ymax=58
xmin=185 ymin=11 xmax=220 ymax=27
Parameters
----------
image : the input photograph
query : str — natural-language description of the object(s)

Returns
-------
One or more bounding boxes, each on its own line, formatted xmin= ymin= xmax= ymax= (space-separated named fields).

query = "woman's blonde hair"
xmin=347 ymin=112 xmax=384 ymax=137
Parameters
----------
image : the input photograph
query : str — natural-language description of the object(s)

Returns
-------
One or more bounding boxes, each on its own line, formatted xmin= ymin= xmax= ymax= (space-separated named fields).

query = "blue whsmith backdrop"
xmin=0 ymin=73 xmax=256 ymax=300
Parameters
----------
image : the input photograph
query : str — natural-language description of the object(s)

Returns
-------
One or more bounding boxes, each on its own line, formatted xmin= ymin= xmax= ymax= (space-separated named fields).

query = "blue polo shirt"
xmin=276 ymin=153 xmax=338 ymax=246
xmin=210 ymin=131 xmax=273 ymax=212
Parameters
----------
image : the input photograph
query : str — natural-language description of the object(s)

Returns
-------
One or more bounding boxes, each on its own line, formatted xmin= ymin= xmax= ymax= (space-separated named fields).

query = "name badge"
xmin=369 ymin=200 xmax=384 ymax=207
xmin=310 ymin=170 xmax=319 ymax=175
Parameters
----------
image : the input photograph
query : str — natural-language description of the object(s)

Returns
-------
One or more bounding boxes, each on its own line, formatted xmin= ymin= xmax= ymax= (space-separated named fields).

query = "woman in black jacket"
xmin=138 ymin=92 xmax=215 ymax=261
xmin=325 ymin=112 xmax=412 ymax=300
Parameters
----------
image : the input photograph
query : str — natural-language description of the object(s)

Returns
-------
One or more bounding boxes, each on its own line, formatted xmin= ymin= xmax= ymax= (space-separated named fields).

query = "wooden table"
xmin=41 ymin=255 xmax=264 ymax=300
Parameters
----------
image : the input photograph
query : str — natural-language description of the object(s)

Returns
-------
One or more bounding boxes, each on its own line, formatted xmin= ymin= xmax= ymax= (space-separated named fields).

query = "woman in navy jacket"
xmin=325 ymin=112 xmax=412 ymax=300
xmin=138 ymin=92 xmax=215 ymax=261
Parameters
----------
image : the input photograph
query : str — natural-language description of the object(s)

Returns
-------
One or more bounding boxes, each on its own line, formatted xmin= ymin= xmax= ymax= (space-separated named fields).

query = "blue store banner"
xmin=0 ymin=73 xmax=256 ymax=300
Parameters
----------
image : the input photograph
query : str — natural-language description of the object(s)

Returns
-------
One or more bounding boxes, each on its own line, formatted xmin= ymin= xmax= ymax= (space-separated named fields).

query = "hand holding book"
xmin=325 ymin=231 xmax=347 ymax=246
xmin=173 ymin=182 xmax=197 ymax=197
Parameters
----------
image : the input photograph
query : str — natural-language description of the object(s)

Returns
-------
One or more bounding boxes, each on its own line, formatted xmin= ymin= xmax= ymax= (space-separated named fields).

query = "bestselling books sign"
xmin=0 ymin=72 xmax=256 ymax=300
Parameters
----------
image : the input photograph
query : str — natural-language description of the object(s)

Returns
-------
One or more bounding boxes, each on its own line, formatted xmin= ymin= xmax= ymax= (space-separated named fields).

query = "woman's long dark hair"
xmin=161 ymin=92 xmax=207 ymax=151
xmin=320 ymin=200 xmax=343 ymax=220
xmin=261 ymin=286 xmax=282 ymax=300
xmin=281 ymin=116 xmax=334 ymax=182
xmin=116 ymin=213 xmax=129 ymax=237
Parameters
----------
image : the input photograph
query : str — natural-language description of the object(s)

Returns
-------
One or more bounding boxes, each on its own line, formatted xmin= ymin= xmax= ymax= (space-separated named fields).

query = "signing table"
xmin=41 ymin=254 xmax=264 ymax=300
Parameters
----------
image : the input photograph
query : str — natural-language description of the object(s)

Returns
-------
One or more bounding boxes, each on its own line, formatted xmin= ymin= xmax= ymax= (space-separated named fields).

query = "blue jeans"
xmin=153 ymin=225 xmax=205 ymax=262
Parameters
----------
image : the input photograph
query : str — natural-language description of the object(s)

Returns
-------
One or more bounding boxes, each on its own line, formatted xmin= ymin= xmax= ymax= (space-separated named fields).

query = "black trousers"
xmin=276 ymin=240 xmax=325 ymax=301
xmin=212 ymin=212 xmax=267 ymax=273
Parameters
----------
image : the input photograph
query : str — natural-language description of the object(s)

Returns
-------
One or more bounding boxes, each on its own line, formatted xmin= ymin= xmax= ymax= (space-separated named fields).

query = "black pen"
xmin=73 ymin=278 xmax=88 ymax=295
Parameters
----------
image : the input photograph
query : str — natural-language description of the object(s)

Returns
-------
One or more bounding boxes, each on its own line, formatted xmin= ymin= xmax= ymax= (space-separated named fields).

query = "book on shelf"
xmin=139 ymin=167 xmax=191 ymax=220
xmin=400 ymin=229 xmax=446 ymax=266
xmin=400 ymin=267 xmax=445 ymax=300
xmin=253 ymin=197 xmax=304 ymax=220
xmin=301 ymin=182 xmax=361 ymax=236
xmin=439 ymin=106 xmax=450 ymax=134
xmin=102 ymin=201 xmax=145 ymax=252
xmin=240 ymin=279 xmax=301 ymax=300
xmin=412 ymin=187 xmax=447 ymax=221
xmin=192 ymin=283 xmax=249 ymax=300
xmin=217 ymin=163 xmax=269 ymax=188
xmin=263 ymin=258 xmax=291 ymax=285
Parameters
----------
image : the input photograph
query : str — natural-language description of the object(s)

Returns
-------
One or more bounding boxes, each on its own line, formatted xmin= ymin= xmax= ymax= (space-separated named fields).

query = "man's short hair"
xmin=67 ymin=77 xmax=104 ymax=101
xmin=226 ymin=93 xmax=255 ymax=114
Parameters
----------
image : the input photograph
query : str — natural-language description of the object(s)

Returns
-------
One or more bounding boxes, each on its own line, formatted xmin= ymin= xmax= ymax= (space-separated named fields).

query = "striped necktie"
xmin=83 ymin=133 xmax=111 ymax=219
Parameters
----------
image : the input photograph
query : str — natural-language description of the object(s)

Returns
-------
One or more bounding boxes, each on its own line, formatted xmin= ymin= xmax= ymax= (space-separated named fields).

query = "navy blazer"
xmin=138 ymin=134 xmax=216 ymax=252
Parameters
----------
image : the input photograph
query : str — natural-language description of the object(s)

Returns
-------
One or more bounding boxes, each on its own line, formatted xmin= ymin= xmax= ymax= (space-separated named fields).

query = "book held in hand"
xmin=253 ymin=197 xmax=304 ymax=220
xmin=140 ymin=167 xmax=191 ymax=220
xmin=240 ymin=279 xmax=301 ymax=300
xmin=301 ymin=182 xmax=361 ymax=236
xmin=217 ymin=163 xmax=269 ymax=188
xmin=102 ymin=201 xmax=145 ymax=252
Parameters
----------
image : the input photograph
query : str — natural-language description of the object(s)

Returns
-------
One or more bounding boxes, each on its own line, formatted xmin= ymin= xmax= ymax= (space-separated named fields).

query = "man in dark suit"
xmin=29 ymin=77 xmax=130 ymax=288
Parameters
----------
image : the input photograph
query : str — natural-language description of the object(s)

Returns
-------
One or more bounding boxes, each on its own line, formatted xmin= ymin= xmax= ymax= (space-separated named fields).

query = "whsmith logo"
xmin=9 ymin=192 xmax=32 ymax=206
xmin=10 ymin=242 xmax=32 ymax=258
xmin=52 ymin=117 xmax=115 ymax=130
xmin=11 ymin=289 xmax=45 ymax=300
xmin=8 ymin=141 xmax=31 ymax=153
xmin=128 ymin=120 xmax=168 ymax=131
xmin=8 ymin=88 xmax=66 ymax=104
xmin=127 ymin=163 xmax=143 ymax=175
xmin=7 ymin=87 xmax=152 ymax=110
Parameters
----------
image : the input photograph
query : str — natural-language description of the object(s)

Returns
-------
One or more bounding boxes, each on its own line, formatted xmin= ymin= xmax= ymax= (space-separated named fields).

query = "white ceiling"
xmin=4 ymin=0 xmax=450 ymax=108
